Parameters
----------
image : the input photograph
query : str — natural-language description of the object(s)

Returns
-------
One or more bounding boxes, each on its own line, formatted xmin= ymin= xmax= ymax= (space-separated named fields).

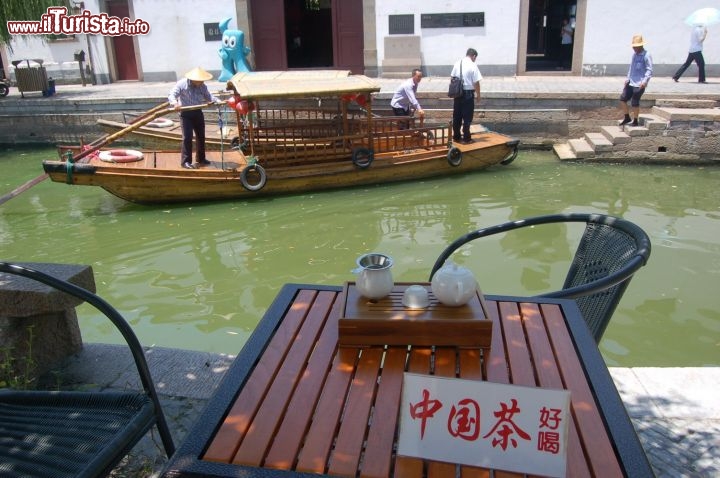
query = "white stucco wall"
xmin=583 ymin=0 xmax=720 ymax=74
xmin=376 ymin=0 xmax=521 ymax=71
xmin=5 ymin=1 xmax=109 ymax=82
xmin=5 ymin=0 xmax=239 ymax=83
xmin=4 ymin=0 xmax=718 ymax=82
xmin=133 ymin=0 xmax=237 ymax=80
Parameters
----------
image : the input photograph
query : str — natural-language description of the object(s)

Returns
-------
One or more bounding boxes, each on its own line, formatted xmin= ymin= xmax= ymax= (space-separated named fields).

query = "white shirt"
xmin=450 ymin=57 xmax=482 ymax=90
xmin=689 ymin=25 xmax=707 ymax=53
xmin=390 ymin=77 xmax=421 ymax=111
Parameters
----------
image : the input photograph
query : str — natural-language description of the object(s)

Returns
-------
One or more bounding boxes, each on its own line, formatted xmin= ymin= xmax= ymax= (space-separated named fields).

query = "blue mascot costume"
xmin=218 ymin=17 xmax=252 ymax=81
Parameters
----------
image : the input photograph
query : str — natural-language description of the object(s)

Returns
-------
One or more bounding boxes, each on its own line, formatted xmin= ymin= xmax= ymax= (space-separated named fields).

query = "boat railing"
xmin=367 ymin=116 xmax=451 ymax=153
xmin=256 ymin=107 xmax=365 ymax=125
xmin=247 ymin=115 xmax=450 ymax=165
xmin=249 ymin=132 xmax=362 ymax=166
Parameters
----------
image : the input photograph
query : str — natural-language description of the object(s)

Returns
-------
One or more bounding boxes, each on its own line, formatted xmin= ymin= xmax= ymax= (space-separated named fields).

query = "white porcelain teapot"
xmin=353 ymin=253 xmax=394 ymax=300
xmin=431 ymin=261 xmax=478 ymax=307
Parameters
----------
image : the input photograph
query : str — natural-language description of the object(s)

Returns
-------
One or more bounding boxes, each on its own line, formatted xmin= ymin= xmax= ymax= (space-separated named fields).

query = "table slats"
xmin=361 ymin=347 xmax=407 ymax=478
xmin=263 ymin=291 xmax=343 ymax=469
xmin=232 ymin=290 xmax=335 ymax=465
xmin=542 ymin=303 xmax=624 ymax=477
xmin=394 ymin=348 xmax=431 ymax=478
xmin=295 ymin=347 xmax=356 ymax=473
xmin=202 ymin=289 xmax=321 ymax=463
xmin=328 ymin=347 xmax=383 ymax=476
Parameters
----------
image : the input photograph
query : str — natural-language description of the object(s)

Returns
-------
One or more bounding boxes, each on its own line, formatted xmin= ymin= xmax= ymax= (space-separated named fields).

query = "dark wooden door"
xmin=332 ymin=0 xmax=364 ymax=74
xmin=107 ymin=1 xmax=138 ymax=80
xmin=249 ymin=0 xmax=363 ymax=73
xmin=250 ymin=0 xmax=287 ymax=70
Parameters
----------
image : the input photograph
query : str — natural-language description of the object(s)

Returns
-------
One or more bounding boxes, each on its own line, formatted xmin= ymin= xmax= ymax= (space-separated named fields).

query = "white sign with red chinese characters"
xmin=397 ymin=373 xmax=571 ymax=477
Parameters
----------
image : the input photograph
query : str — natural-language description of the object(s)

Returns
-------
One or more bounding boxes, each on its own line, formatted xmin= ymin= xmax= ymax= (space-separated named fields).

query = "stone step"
xmin=568 ymin=138 xmax=594 ymax=159
xmin=622 ymin=124 xmax=649 ymax=137
xmin=553 ymin=142 xmax=576 ymax=161
xmin=652 ymin=106 xmax=720 ymax=122
xmin=601 ymin=125 xmax=632 ymax=145
xmin=639 ymin=113 xmax=669 ymax=131
xmin=584 ymin=132 xmax=613 ymax=152
xmin=655 ymin=98 xmax=718 ymax=109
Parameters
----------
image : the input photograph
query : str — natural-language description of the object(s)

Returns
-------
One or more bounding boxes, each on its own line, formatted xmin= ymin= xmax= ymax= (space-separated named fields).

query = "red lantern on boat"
xmin=235 ymin=100 xmax=249 ymax=115
xmin=227 ymin=95 xmax=240 ymax=109
xmin=355 ymin=94 xmax=367 ymax=107
xmin=341 ymin=93 xmax=356 ymax=103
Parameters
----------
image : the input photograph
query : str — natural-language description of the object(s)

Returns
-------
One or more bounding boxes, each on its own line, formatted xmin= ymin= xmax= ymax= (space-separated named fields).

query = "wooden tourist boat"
xmin=43 ymin=74 xmax=519 ymax=205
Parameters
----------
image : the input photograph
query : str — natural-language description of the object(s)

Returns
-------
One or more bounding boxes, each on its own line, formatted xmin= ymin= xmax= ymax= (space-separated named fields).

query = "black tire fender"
xmin=352 ymin=147 xmax=374 ymax=169
xmin=447 ymin=147 xmax=462 ymax=167
xmin=240 ymin=164 xmax=267 ymax=191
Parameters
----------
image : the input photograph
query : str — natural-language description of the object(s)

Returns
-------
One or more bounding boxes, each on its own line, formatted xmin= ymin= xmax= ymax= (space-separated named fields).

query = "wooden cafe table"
xmin=162 ymin=283 xmax=654 ymax=478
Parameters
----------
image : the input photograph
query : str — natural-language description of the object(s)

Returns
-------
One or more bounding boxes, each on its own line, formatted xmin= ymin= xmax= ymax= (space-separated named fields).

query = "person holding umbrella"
xmin=672 ymin=24 xmax=707 ymax=83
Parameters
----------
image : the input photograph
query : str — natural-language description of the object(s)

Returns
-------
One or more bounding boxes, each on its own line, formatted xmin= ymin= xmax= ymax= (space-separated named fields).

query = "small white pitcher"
xmin=353 ymin=253 xmax=394 ymax=300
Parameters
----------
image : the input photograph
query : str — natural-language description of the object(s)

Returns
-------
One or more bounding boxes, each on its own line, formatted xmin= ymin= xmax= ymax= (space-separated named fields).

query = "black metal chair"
xmin=0 ymin=262 xmax=175 ymax=478
xmin=429 ymin=213 xmax=652 ymax=343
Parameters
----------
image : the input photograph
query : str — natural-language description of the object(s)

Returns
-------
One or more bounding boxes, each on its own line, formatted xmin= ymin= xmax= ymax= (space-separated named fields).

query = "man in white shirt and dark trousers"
xmin=390 ymin=69 xmax=425 ymax=118
xmin=450 ymin=48 xmax=482 ymax=144
xmin=672 ymin=24 xmax=707 ymax=84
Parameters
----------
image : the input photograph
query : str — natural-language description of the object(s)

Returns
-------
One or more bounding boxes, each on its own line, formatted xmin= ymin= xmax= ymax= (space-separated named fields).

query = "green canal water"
xmin=1 ymin=146 xmax=718 ymax=367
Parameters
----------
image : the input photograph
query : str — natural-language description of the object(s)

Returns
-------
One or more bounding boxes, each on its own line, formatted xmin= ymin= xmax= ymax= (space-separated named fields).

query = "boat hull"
xmin=43 ymin=132 xmax=518 ymax=204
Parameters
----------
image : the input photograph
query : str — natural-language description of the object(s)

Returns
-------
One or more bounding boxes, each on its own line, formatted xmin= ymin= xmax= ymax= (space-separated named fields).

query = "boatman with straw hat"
xmin=168 ymin=67 xmax=222 ymax=169
xmin=618 ymin=35 xmax=652 ymax=128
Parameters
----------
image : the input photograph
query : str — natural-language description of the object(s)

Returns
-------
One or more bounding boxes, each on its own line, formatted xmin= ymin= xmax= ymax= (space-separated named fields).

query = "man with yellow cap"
xmin=168 ymin=67 xmax=221 ymax=169
xmin=618 ymin=35 xmax=652 ymax=128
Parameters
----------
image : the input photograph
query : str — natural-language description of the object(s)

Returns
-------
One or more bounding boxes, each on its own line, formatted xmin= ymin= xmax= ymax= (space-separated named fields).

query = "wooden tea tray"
xmin=338 ymin=282 xmax=492 ymax=347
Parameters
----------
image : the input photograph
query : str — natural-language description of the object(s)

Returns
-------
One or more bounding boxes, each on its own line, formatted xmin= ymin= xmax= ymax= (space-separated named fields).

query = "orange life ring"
xmin=98 ymin=149 xmax=144 ymax=163
xmin=146 ymin=118 xmax=174 ymax=128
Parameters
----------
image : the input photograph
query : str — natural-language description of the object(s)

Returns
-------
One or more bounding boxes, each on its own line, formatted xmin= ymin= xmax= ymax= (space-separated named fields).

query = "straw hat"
xmin=184 ymin=67 xmax=213 ymax=82
xmin=631 ymin=35 xmax=645 ymax=47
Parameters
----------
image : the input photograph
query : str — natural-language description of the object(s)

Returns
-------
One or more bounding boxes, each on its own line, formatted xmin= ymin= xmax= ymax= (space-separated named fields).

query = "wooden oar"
xmin=73 ymin=102 xmax=215 ymax=161
xmin=0 ymin=102 xmax=220 ymax=206
xmin=0 ymin=174 xmax=50 ymax=206
xmin=79 ymin=101 xmax=170 ymax=153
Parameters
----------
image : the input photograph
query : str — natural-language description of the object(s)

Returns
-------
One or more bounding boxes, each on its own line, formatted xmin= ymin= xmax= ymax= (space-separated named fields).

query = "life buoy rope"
xmin=240 ymin=164 xmax=267 ymax=191
xmin=98 ymin=149 xmax=144 ymax=163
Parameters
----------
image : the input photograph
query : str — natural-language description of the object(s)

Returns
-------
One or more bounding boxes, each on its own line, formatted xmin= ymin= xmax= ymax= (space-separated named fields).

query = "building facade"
xmin=2 ymin=0 xmax=718 ymax=85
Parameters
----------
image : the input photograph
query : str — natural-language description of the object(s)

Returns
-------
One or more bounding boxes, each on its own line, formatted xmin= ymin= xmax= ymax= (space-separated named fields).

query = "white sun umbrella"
xmin=684 ymin=7 xmax=720 ymax=26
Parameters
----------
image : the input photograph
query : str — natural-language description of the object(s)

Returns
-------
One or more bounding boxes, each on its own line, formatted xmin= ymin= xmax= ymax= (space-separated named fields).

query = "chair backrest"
xmin=0 ymin=261 xmax=175 ymax=476
xmin=429 ymin=213 xmax=652 ymax=342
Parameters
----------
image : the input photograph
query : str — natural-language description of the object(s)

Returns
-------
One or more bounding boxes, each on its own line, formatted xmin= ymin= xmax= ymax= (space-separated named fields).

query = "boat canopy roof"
xmin=227 ymin=71 xmax=380 ymax=100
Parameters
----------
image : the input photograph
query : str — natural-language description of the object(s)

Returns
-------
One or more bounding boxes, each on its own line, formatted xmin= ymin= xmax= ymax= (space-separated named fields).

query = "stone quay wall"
xmin=0 ymin=92 xmax=718 ymax=152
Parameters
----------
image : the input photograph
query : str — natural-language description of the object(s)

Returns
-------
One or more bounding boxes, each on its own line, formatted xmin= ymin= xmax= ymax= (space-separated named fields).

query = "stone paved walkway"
xmin=7 ymin=73 xmax=720 ymax=102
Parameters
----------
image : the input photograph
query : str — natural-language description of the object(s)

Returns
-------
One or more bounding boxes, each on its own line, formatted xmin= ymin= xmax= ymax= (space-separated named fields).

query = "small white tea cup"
xmin=402 ymin=285 xmax=430 ymax=309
